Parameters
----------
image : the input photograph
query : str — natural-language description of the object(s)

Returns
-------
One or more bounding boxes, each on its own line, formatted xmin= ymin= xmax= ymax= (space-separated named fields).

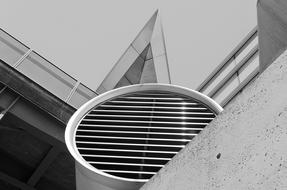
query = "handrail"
xmin=221 ymin=67 xmax=259 ymax=107
xmin=196 ymin=26 xmax=259 ymax=107
xmin=207 ymin=45 xmax=258 ymax=98
xmin=196 ymin=26 xmax=258 ymax=92
xmin=0 ymin=28 xmax=98 ymax=109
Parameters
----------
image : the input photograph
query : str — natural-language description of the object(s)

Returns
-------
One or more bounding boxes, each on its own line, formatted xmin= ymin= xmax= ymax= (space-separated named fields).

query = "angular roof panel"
xmin=96 ymin=10 xmax=171 ymax=94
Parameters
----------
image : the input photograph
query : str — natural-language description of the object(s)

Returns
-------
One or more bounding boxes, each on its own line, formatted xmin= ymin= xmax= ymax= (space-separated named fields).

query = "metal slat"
xmin=127 ymin=93 xmax=173 ymax=96
xmin=89 ymin=162 xmax=164 ymax=167
xmin=86 ymin=114 xmax=214 ymax=120
xmin=76 ymin=135 xmax=192 ymax=142
xmin=102 ymin=170 xmax=157 ymax=175
xmin=121 ymin=96 xmax=188 ymax=100
xmin=79 ymin=124 xmax=204 ymax=131
xmin=99 ymin=105 xmax=208 ymax=110
xmin=77 ymin=129 xmax=198 ymax=136
xmin=91 ymin=109 xmax=214 ymax=115
xmin=108 ymin=100 xmax=198 ymax=105
xmin=81 ymin=154 xmax=171 ymax=161
xmin=78 ymin=147 xmax=177 ymax=154
xmin=76 ymin=141 xmax=185 ymax=148
xmin=82 ymin=119 xmax=209 ymax=125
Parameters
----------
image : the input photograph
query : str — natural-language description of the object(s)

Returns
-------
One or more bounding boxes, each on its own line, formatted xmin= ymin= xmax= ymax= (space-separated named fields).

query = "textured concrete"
xmin=141 ymin=49 xmax=287 ymax=190
xmin=257 ymin=0 xmax=287 ymax=72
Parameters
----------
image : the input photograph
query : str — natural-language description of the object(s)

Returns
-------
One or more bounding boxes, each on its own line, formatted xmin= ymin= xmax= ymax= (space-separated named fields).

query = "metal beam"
xmin=0 ymin=171 xmax=36 ymax=190
xmin=0 ymin=60 xmax=75 ymax=124
xmin=27 ymin=146 xmax=60 ymax=187
xmin=0 ymin=87 xmax=66 ymax=149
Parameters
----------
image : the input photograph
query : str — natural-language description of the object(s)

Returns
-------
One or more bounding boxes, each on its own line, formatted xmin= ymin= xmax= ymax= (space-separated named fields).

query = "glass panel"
xmin=96 ymin=85 xmax=107 ymax=94
xmin=17 ymin=51 xmax=77 ymax=100
xmin=213 ymin=75 xmax=239 ymax=105
xmin=146 ymin=45 xmax=153 ymax=60
xmin=0 ymin=29 xmax=29 ymax=66
xmin=69 ymin=83 xmax=97 ymax=108
xmin=115 ymin=76 xmax=131 ymax=89
xmin=140 ymin=59 xmax=157 ymax=83
xmin=235 ymin=36 xmax=258 ymax=64
xmin=99 ymin=46 xmax=139 ymax=91
xmin=125 ymin=54 xmax=145 ymax=84
xmin=150 ymin=20 xmax=165 ymax=57
xmin=202 ymin=58 xmax=236 ymax=95
xmin=153 ymin=54 xmax=170 ymax=83
xmin=239 ymin=53 xmax=259 ymax=82
xmin=131 ymin=13 xmax=157 ymax=53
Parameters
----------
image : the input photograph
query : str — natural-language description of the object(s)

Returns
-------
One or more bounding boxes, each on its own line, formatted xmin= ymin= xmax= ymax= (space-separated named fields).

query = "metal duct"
xmin=65 ymin=84 xmax=223 ymax=190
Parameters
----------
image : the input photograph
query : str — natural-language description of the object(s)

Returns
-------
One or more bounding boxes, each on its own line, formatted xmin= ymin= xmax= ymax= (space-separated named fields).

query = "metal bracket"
xmin=65 ymin=81 xmax=81 ymax=103
xmin=13 ymin=49 xmax=33 ymax=68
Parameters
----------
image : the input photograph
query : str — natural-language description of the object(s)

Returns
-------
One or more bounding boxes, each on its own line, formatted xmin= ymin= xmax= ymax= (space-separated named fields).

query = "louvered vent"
xmin=66 ymin=84 xmax=223 ymax=188
xmin=76 ymin=91 xmax=215 ymax=180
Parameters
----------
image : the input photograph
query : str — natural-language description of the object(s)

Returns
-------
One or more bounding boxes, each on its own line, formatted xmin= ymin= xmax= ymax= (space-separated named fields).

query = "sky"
xmin=0 ymin=0 xmax=257 ymax=90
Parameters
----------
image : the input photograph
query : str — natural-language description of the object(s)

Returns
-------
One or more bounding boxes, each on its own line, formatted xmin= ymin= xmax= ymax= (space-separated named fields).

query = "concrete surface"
xmin=257 ymin=0 xmax=287 ymax=72
xmin=140 ymin=49 xmax=287 ymax=189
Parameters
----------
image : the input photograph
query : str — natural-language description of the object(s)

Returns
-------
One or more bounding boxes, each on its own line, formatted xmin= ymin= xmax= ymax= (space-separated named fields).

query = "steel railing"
xmin=0 ymin=28 xmax=98 ymax=109
xmin=196 ymin=26 xmax=259 ymax=107
xmin=0 ymin=26 xmax=260 ymax=110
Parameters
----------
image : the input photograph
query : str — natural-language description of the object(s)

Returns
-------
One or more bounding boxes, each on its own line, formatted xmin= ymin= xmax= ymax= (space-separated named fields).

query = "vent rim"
xmin=65 ymin=83 xmax=223 ymax=183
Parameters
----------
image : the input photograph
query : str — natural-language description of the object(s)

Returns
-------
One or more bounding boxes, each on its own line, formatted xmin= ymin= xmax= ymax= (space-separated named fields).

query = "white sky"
xmin=0 ymin=0 xmax=257 ymax=90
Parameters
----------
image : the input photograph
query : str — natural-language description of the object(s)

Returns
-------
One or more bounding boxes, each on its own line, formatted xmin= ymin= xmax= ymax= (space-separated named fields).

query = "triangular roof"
xmin=96 ymin=10 xmax=171 ymax=94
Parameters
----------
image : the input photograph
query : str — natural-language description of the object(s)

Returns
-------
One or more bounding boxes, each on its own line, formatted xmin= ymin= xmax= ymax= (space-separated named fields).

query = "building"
xmin=141 ymin=1 xmax=287 ymax=189
xmin=0 ymin=0 xmax=285 ymax=189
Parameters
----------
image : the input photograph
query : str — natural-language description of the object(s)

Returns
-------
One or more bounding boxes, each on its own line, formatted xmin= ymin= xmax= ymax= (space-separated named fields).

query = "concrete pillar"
xmin=257 ymin=0 xmax=287 ymax=72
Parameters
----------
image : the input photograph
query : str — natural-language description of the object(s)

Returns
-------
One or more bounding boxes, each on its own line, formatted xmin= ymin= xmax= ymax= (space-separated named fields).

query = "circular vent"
xmin=65 ymin=84 xmax=222 ymax=185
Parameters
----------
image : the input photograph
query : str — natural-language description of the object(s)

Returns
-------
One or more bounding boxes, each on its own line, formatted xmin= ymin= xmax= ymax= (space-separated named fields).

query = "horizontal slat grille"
xmin=75 ymin=91 xmax=217 ymax=180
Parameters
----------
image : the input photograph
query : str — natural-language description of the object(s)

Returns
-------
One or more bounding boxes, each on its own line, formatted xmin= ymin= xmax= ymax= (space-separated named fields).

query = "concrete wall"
xmin=140 ymin=49 xmax=287 ymax=190
xmin=257 ymin=0 xmax=287 ymax=72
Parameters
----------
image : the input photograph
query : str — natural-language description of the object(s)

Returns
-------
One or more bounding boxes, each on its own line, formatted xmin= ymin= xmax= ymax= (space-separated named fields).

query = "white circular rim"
xmin=65 ymin=83 xmax=223 ymax=183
